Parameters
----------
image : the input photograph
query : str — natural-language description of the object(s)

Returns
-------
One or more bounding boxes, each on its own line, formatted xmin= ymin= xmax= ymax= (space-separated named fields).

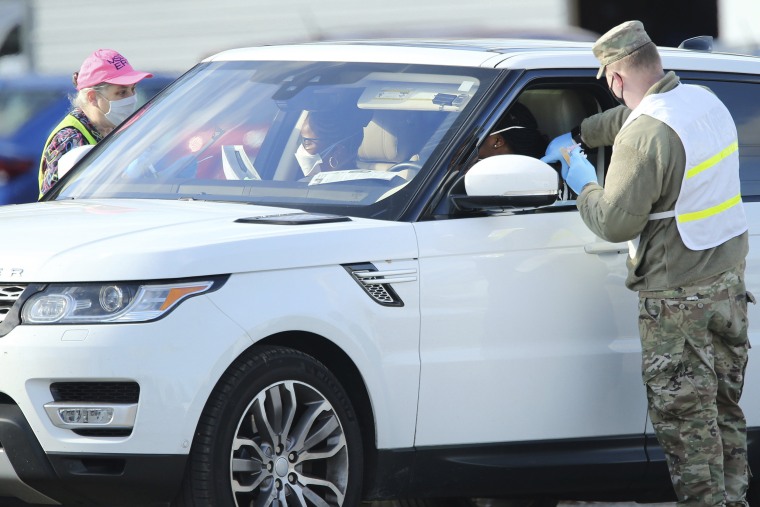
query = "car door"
xmin=413 ymin=74 xmax=648 ymax=451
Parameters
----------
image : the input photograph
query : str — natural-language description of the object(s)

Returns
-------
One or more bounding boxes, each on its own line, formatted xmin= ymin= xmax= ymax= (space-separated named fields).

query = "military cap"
xmin=592 ymin=20 xmax=652 ymax=79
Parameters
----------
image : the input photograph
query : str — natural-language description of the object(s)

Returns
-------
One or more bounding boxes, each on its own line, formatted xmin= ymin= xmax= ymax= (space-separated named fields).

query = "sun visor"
xmin=357 ymin=73 xmax=479 ymax=111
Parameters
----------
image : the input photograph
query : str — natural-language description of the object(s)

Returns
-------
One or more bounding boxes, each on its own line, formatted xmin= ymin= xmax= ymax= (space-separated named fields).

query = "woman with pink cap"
xmin=37 ymin=48 xmax=152 ymax=197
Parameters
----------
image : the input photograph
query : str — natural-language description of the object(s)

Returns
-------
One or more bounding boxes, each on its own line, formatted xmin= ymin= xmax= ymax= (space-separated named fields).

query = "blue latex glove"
xmin=540 ymin=131 xmax=573 ymax=173
xmin=563 ymin=148 xmax=598 ymax=194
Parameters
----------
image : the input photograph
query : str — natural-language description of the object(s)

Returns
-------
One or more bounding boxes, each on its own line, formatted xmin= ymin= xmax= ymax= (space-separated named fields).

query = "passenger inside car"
xmin=295 ymin=109 xmax=370 ymax=178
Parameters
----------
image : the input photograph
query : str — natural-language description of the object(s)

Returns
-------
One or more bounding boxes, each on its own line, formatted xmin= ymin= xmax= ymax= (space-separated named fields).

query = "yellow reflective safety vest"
xmin=623 ymin=83 xmax=747 ymax=254
xmin=38 ymin=114 xmax=98 ymax=198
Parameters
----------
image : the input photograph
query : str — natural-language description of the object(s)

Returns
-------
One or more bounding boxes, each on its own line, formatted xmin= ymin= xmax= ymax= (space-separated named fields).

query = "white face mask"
xmin=295 ymin=144 xmax=323 ymax=176
xmin=99 ymin=94 xmax=137 ymax=127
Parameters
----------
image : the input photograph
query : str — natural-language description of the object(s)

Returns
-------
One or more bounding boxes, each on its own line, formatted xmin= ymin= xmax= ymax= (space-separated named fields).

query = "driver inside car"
xmin=473 ymin=101 xmax=578 ymax=201
xmin=477 ymin=102 xmax=548 ymax=161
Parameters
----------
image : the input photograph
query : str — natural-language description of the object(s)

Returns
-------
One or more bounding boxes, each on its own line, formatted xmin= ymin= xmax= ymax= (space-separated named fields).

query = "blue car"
xmin=0 ymin=73 xmax=175 ymax=205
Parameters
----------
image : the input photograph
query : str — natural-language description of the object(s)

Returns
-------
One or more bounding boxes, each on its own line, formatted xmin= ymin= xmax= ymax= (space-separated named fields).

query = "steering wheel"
xmin=387 ymin=161 xmax=422 ymax=174
xmin=156 ymin=154 xmax=198 ymax=181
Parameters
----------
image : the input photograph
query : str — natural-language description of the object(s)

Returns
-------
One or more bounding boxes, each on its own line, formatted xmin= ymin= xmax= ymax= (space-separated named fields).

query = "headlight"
xmin=21 ymin=280 xmax=218 ymax=324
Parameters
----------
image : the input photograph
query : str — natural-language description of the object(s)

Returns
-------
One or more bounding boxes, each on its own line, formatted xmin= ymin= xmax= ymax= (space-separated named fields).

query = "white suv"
xmin=0 ymin=39 xmax=757 ymax=507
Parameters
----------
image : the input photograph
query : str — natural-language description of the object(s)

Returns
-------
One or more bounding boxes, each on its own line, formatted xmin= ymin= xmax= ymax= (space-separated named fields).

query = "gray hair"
xmin=69 ymin=82 xmax=110 ymax=109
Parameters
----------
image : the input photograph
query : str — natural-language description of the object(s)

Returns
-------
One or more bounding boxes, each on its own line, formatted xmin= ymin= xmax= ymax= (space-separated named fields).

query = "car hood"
xmin=0 ymin=199 xmax=418 ymax=282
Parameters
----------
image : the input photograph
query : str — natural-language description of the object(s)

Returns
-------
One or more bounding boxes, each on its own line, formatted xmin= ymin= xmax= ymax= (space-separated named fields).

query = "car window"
xmin=432 ymin=78 xmax=606 ymax=218
xmin=683 ymin=78 xmax=760 ymax=198
xmin=50 ymin=61 xmax=499 ymax=221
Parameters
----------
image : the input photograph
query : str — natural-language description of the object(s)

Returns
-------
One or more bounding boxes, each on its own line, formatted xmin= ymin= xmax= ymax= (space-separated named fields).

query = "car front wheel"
xmin=174 ymin=346 xmax=362 ymax=506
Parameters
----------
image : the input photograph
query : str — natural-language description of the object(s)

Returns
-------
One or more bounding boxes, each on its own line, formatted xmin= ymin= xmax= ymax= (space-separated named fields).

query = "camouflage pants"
xmin=638 ymin=265 xmax=752 ymax=507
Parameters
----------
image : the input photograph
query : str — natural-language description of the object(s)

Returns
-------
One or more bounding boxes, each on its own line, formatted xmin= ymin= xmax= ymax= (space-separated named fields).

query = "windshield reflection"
xmin=50 ymin=60 xmax=496 ymax=220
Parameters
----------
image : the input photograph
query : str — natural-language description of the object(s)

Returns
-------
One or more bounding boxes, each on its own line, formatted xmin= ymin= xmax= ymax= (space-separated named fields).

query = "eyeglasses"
xmin=301 ymin=137 xmax=320 ymax=148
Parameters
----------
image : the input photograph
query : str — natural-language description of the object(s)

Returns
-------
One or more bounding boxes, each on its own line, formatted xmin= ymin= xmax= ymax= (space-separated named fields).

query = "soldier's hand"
xmin=540 ymin=131 xmax=573 ymax=173
xmin=563 ymin=148 xmax=598 ymax=194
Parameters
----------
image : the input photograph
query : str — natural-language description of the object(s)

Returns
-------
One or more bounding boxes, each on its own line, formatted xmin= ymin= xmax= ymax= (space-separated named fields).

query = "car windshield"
xmin=48 ymin=60 xmax=497 ymax=220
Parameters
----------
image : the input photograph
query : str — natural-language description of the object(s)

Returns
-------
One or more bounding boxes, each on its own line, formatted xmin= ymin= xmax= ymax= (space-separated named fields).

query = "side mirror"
xmin=452 ymin=154 xmax=560 ymax=211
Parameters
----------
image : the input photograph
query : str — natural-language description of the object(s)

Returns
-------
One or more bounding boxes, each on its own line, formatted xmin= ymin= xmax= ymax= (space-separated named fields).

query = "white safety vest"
xmin=622 ymin=83 xmax=747 ymax=259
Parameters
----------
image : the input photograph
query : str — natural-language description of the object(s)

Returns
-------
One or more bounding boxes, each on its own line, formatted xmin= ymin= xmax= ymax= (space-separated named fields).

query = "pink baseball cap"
xmin=75 ymin=49 xmax=153 ymax=90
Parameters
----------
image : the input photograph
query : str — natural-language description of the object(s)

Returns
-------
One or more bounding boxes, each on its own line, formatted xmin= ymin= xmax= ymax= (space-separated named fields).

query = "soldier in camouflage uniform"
xmin=542 ymin=20 xmax=753 ymax=506
xmin=640 ymin=264 xmax=751 ymax=506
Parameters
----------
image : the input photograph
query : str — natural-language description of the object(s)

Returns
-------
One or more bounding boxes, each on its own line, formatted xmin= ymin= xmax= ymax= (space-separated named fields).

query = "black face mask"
xmin=607 ymin=74 xmax=626 ymax=107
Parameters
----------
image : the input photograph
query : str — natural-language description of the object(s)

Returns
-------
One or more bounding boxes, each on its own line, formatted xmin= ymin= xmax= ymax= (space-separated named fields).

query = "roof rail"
xmin=678 ymin=36 xmax=713 ymax=52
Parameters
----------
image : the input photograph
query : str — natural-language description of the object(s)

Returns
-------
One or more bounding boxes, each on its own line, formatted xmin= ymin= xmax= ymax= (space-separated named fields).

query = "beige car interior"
xmin=274 ymin=109 xmax=429 ymax=181
xmin=356 ymin=111 xmax=420 ymax=172
xmin=516 ymin=88 xmax=605 ymax=187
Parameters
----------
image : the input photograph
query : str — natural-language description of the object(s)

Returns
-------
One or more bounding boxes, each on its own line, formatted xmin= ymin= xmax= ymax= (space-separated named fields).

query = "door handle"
xmin=584 ymin=242 xmax=628 ymax=255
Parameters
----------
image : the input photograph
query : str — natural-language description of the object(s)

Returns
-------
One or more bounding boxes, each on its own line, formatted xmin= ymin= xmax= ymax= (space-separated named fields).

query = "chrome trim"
xmin=352 ymin=269 xmax=418 ymax=284
xmin=43 ymin=402 xmax=138 ymax=430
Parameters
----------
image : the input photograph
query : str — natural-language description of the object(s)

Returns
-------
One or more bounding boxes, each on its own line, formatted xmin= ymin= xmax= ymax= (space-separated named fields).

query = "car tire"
xmin=173 ymin=346 xmax=363 ymax=506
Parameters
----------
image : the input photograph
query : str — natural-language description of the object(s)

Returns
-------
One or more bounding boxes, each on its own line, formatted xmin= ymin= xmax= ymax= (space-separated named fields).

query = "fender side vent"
xmin=343 ymin=263 xmax=417 ymax=307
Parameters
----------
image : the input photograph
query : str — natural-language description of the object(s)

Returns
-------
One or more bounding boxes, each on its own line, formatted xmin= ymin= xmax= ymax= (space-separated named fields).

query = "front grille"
xmin=0 ymin=285 xmax=24 ymax=324
xmin=50 ymin=382 xmax=140 ymax=403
